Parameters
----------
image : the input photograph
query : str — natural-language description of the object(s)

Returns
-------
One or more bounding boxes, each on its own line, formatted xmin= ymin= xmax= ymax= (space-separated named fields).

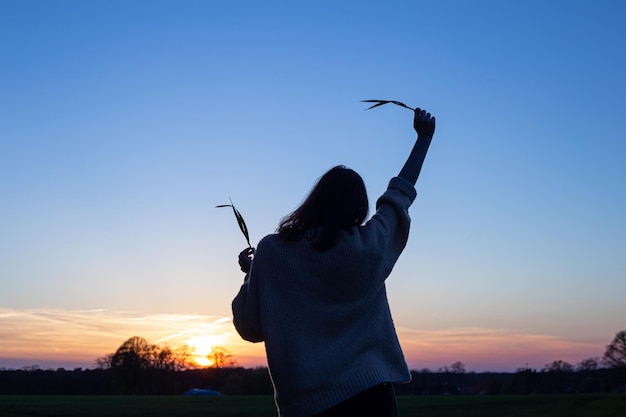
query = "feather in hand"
xmin=361 ymin=99 xmax=414 ymax=111
xmin=216 ymin=198 xmax=251 ymax=248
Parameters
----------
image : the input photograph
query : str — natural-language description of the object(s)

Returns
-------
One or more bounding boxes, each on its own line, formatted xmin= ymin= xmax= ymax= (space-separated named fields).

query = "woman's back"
xmin=233 ymin=177 xmax=417 ymax=417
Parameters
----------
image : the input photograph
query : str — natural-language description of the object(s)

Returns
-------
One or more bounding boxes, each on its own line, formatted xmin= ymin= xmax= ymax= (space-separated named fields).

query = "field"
xmin=1 ymin=394 xmax=625 ymax=417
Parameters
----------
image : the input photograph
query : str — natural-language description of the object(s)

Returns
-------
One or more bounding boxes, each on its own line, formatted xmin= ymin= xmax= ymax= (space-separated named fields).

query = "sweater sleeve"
xmin=386 ymin=176 xmax=417 ymax=201
xmin=232 ymin=270 xmax=264 ymax=343
xmin=369 ymin=176 xmax=417 ymax=273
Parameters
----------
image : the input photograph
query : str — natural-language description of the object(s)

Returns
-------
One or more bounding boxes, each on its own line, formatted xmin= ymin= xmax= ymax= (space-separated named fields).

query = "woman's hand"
xmin=238 ymin=247 xmax=255 ymax=273
xmin=413 ymin=107 xmax=436 ymax=138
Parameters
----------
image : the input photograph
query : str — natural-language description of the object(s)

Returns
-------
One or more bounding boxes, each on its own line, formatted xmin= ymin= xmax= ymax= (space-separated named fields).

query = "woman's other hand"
xmin=238 ymin=247 xmax=255 ymax=273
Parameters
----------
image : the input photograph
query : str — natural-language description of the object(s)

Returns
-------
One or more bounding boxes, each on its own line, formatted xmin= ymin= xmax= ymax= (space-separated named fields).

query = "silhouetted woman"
xmin=233 ymin=108 xmax=436 ymax=417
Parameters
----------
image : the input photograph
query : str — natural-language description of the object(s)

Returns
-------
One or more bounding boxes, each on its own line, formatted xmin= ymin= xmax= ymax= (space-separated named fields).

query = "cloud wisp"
xmin=0 ymin=307 xmax=234 ymax=367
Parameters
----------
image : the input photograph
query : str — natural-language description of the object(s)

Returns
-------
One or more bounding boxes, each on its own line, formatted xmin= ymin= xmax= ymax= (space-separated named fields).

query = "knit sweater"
xmin=232 ymin=176 xmax=417 ymax=417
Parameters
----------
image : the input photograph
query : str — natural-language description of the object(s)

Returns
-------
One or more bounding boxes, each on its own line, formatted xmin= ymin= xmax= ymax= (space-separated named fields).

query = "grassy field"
xmin=1 ymin=394 xmax=625 ymax=417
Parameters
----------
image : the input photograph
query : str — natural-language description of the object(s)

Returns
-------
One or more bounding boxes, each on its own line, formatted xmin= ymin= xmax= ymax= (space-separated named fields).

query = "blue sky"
xmin=1 ymin=0 xmax=625 ymax=371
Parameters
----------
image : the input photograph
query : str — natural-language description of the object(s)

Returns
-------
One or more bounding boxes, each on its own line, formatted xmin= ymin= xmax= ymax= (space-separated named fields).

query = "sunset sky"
xmin=1 ymin=1 xmax=625 ymax=372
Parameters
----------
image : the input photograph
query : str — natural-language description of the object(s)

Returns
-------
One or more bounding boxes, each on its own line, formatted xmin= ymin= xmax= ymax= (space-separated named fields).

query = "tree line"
xmin=1 ymin=331 xmax=624 ymax=395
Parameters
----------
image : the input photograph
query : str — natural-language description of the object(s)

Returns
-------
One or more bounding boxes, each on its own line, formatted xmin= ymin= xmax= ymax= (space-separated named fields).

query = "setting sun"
xmin=185 ymin=335 xmax=224 ymax=367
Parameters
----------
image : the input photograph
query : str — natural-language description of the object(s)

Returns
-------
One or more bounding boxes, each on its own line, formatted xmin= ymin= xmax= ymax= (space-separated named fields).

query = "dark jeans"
xmin=312 ymin=383 xmax=397 ymax=417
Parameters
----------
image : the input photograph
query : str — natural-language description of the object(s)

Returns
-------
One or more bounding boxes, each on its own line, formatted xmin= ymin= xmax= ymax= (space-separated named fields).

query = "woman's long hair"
xmin=277 ymin=165 xmax=369 ymax=251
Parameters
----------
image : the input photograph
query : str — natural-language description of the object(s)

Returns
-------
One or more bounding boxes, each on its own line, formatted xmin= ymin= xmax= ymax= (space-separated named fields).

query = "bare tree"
xmin=94 ymin=353 xmax=114 ymax=370
xmin=576 ymin=357 xmax=601 ymax=372
xmin=450 ymin=361 xmax=466 ymax=374
xmin=207 ymin=346 xmax=237 ymax=368
xmin=171 ymin=344 xmax=195 ymax=371
xmin=438 ymin=362 xmax=466 ymax=373
xmin=543 ymin=360 xmax=574 ymax=372
xmin=110 ymin=336 xmax=156 ymax=370
xmin=603 ymin=330 xmax=626 ymax=368
xmin=153 ymin=344 xmax=194 ymax=371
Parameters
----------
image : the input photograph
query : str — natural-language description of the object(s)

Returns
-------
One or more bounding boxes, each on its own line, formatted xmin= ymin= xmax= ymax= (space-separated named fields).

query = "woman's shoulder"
xmin=256 ymin=233 xmax=288 ymax=254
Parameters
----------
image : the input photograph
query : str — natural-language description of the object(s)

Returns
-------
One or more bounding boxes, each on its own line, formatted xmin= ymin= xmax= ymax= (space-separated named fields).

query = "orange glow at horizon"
xmin=396 ymin=326 xmax=606 ymax=371
xmin=0 ymin=308 xmax=611 ymax=372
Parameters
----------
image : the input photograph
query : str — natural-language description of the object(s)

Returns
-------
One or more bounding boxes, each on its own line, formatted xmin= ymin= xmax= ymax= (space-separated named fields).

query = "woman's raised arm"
xmin=398 ymin=108 xmax=436 ymax=185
